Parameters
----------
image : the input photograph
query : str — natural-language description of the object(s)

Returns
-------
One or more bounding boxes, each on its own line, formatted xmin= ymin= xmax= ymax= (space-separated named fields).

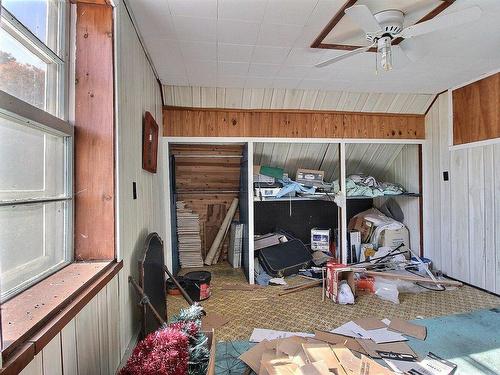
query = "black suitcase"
xmin=258 ymin=239 xmax=312 ymax=277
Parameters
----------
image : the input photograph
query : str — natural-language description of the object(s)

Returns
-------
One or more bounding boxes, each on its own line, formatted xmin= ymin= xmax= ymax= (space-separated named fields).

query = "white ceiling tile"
xmin=257 ymin=24 xmax=304 ymax=47
xmin=278 ymin=65 xmax=311 ymax=79
xmin=252 ymin=46 xmax=291 ymax=64
xmin=186 ymin=60 xmax=217 ymax=76
xmin=264 ymin=0 xmax=318 ymax=26
xmin=131 ymin=9 xmax=175 ymax=38
xmin=272 ymin=78 xmax=301 ymax=89
xmin=173 ymin=16 xmax=216 ymax=42
xmin=216 ymin=75 xmax=247 ymax=88
xmin=218 ymin=61 xmax=250 ymax=75
xmin=188 ymin=74 xmax=217 ymax=87
xmin=299 ymin=79 xmax=330 ymax=90
xmin=168 ymin=0 xmax=217 ymax=18
xmin=306 ymin=0 xmax=345 ymax=27
xmin=285 ymin=48 xmax=325 ymax=65
xmin=245 ymin=77 xmax=277 ymax=88
xmin=180 ymin=41 xmax=217 ymax=60
xmin=248 ymin=63 xmax=281 ymax=77
xmin=218 ymin=0 xmax=268 ymax=22
xmin=217 ymin=20 xmax=261 ymax=45
xmin=218 ymin=44 xmax=255 ymax=62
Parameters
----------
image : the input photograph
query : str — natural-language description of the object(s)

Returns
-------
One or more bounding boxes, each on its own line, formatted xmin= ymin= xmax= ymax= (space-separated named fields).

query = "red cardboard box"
xmin=326 ymin=261 xmax=356 ymax=303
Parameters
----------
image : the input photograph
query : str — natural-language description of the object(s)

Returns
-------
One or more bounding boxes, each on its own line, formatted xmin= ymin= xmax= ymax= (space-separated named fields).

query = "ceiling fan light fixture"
xmin=378 ymin=36 xmax=393 ymax=71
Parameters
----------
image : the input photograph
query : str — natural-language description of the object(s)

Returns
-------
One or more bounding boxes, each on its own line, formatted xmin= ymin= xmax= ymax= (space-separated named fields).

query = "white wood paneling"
xmin=163 ymin=86 xmax=435 ymax=114
xmin=42 ymin=334 xmax=62 ymax=375
xmin=424 ymin=92 xmax=499 ymax=293
xmin=116 ymin=0 xmax=165 ymax=360
xmin=19 ymin=353 xmax=42 ymax=375
xmin=61 ymin=319 xmax=78 ymax=375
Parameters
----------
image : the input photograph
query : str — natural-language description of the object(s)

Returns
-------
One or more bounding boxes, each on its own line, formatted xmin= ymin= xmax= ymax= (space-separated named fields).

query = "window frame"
xmin=0 ymin=0 xmax=73 ymax=303
xmin=0 ymin=1 xmax=68 ymax=119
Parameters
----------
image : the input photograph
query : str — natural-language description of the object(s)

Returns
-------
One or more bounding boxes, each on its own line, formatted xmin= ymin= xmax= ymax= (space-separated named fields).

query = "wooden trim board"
xmin=163 ymin=107 xmax=425 ymax=139
xmin=74 ymin=3 xmax=115 ymax=260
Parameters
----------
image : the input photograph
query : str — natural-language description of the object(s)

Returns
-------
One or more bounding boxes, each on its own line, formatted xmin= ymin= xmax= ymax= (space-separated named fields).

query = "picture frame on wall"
xmin=142 ymin=111 xmax=159 ymax=173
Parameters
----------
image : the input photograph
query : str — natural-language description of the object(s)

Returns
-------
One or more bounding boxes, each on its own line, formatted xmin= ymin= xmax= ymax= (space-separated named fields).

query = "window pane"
xmin=0 ymin=200 xmax=68 ymax=302
xmin=0 ymin=114 xmax=66 ymax=202
xmin=0 ymin=28 xmax=53 ymax=111
xmin=2 ymin=0 xmax=61 ymax=55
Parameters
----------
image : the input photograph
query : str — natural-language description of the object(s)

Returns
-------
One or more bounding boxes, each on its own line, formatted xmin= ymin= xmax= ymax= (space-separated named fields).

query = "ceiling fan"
xmin=316 ymin=4 xmax=482 ymax=71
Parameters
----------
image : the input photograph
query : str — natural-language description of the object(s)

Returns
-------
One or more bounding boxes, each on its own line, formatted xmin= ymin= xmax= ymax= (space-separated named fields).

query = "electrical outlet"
xmin=133 ymin=182 xmax=137 ymax=199
xmin=443 ymin=171 xmax=449 ymax=181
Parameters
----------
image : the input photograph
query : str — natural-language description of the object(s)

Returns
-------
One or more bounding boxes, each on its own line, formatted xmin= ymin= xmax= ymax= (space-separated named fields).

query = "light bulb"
xmin=378 ymin=36 xmax=393 ymax=71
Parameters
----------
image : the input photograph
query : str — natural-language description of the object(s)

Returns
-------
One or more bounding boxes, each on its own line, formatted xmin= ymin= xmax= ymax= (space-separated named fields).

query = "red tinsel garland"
xmin=119 ymin=327 xmax=190 ymax=375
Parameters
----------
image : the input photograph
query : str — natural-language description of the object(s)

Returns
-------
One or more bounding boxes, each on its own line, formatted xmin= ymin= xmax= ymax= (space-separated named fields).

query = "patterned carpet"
xmin=167 ymin=263 xmax=500 ymax=342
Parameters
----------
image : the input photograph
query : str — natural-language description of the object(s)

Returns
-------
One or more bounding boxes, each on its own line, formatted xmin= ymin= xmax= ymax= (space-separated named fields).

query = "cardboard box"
xmin=379 ymin=227 xmax=409 ymax=248
xmin=205 ymin=329 xmax=216 ymax=375
xmin=349 ymin=216 xmax=375 ymax=243
xmin=296 ymin=168 xmax=324 ymax=187
xmin=326 ymin=262 xmax=355 ymax=303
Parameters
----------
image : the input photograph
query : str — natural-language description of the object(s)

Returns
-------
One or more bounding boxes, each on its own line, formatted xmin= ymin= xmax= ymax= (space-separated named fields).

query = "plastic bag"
xmin=337 ymin=280 xmax=355 ymax=304
xmin=374 ymin=280 xmax=400 ymax=304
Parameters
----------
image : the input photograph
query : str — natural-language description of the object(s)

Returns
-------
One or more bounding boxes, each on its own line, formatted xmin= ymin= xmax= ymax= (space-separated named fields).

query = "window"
xmin=0 ymin=0 xmax=66 ymax=118
xmin=0 ymin=0 xmax=71 ymax=303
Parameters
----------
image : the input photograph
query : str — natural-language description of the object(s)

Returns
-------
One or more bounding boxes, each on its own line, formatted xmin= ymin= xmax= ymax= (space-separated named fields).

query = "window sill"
xmin=1 ymin=260 xmax=123 ymax=373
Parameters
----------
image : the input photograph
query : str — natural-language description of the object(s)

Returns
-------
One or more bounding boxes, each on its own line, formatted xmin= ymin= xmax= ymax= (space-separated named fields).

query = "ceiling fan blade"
xmin=400 ymin=6 xmax=482 ymax=39
xmin=345 ymin=5 xmax=382 ymax=34
xmin=315 ymin=43 xmax=376 ymax=68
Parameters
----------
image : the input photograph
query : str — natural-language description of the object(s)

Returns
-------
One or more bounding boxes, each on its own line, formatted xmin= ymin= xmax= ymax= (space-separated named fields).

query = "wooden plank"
xmin=163 ymin=107 xmax=424 ymax=139
xmin=452 ymin=72 xmax=500 ymax=145
xmin=76 ymin=297 xmax=101 ymax=375
xmin=74 ymin=3 xmax=115 ymax=260
xmin=42 ymin=334 xmax=62 ymax=375
xmin=61 ymin=320 xmax=78 ymax=375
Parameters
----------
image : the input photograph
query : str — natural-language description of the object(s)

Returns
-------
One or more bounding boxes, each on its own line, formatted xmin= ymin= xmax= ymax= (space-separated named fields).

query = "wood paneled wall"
xmin=171 ymin=145 xmax=242 ymax=260
xmin=452 ymin=72 xmax=500 ymax=145
xmin=74 ymin=3 xmax=115 ymax=260
xmin=424 ymin=92 xmax=500 ymax=294
xmin=163 ymin=107 xmax=425 ymax=139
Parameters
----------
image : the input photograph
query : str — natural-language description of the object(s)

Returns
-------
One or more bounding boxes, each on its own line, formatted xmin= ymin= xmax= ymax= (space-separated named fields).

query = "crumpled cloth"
xmin=276 ymin=177 xmax=316 ymax=198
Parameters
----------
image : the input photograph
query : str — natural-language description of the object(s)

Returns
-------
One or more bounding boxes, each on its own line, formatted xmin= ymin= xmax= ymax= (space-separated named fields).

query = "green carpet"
xmin=408 ymin=307 xmax=500 ymax=375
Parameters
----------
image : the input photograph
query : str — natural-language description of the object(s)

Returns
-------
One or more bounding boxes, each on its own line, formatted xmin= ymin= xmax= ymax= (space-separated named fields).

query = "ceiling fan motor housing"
xmin=366 ymin=9 xmax=404 ymax=42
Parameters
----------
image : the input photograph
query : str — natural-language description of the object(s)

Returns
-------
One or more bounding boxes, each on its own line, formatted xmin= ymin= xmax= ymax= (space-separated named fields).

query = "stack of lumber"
xmin=176 ymin=201 xmax=204 ymax=267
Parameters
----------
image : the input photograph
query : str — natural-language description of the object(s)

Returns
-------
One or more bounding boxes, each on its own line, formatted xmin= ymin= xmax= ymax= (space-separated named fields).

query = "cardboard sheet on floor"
xmin=260 ymin=350 xmax=290 ymax=375
xmin=265 ymin=363 xmax=298 ymax=375
xmin=360 ymin=355 xmax=395 ymax=374
xmin=201 ymin=313 xmax=230 ymax=331
xmin=295 ymin=361 xmax=331 ymax=375
xmin=314 ymin=330 xmax=367 ymax=355
xmin=387 ymin=318 xmax=427 ymax=340
xmin=331 ymin=347 xmax=362 ymax=374
xmin=354 ymin=318 xmax=387 ymax=331
xmin=302 ymin=343 xmax=348 ymax=375
xmin=277 ymin=336 xmax=308 ymax=357
xmin=239 ymin=339 xmax=272 ymax=373
xmin=356 ymin=339 xmax=417 ymax=359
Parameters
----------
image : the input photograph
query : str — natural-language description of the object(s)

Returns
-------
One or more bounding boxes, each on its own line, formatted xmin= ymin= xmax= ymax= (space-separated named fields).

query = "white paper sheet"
xmin=331 ymin=322 xmax=406 ymax=343
xmin=249 ymin=328 xmax=314 ymax=343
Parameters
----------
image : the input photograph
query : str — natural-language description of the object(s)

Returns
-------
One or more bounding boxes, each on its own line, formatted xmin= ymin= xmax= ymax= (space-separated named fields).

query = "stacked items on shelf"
xmin=228 ymin=222 xmax=244 ymax=268
xmin=240 ymin=318 xmax=456 ymax=375
xmin=176 ymin=201 xmax=204 ymax=268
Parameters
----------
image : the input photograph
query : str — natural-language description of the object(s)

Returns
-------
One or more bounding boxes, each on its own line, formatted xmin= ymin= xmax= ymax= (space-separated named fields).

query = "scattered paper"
xmin=314 ymin=330 xmax=367 ymax=355
xmin=270 ymin=277 xmax=288 ymax=285
xmin=331 ymin=321 xmax=371 ymax=339
xmin=302 ymin=343 xmax=347 ymax=374
xmin=354 ymin=318 xmax=387 ymax=331
xmin=250 ymin=328 xmax=314 ymax=343
xmin=356 ymin=339 xmax=417 ymax=359
xmin=331 ymin=322 xmax=406 ymax=343
xmin=384 ymin=352 xmax=456 ymax=375
xmin=365 ymin=328 xmax=407 ymax=344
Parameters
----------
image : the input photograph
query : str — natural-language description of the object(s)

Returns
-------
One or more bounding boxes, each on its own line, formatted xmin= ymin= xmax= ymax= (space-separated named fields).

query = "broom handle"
xmin=163 ymin=265 xmax=195 ymax=306
xmin=129 ymin=276 xmax=166 ymax=326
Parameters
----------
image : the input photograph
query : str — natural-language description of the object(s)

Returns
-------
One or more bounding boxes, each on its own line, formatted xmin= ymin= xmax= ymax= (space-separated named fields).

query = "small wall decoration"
xmin=142 ymin=111 xmax=159 ymax=173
